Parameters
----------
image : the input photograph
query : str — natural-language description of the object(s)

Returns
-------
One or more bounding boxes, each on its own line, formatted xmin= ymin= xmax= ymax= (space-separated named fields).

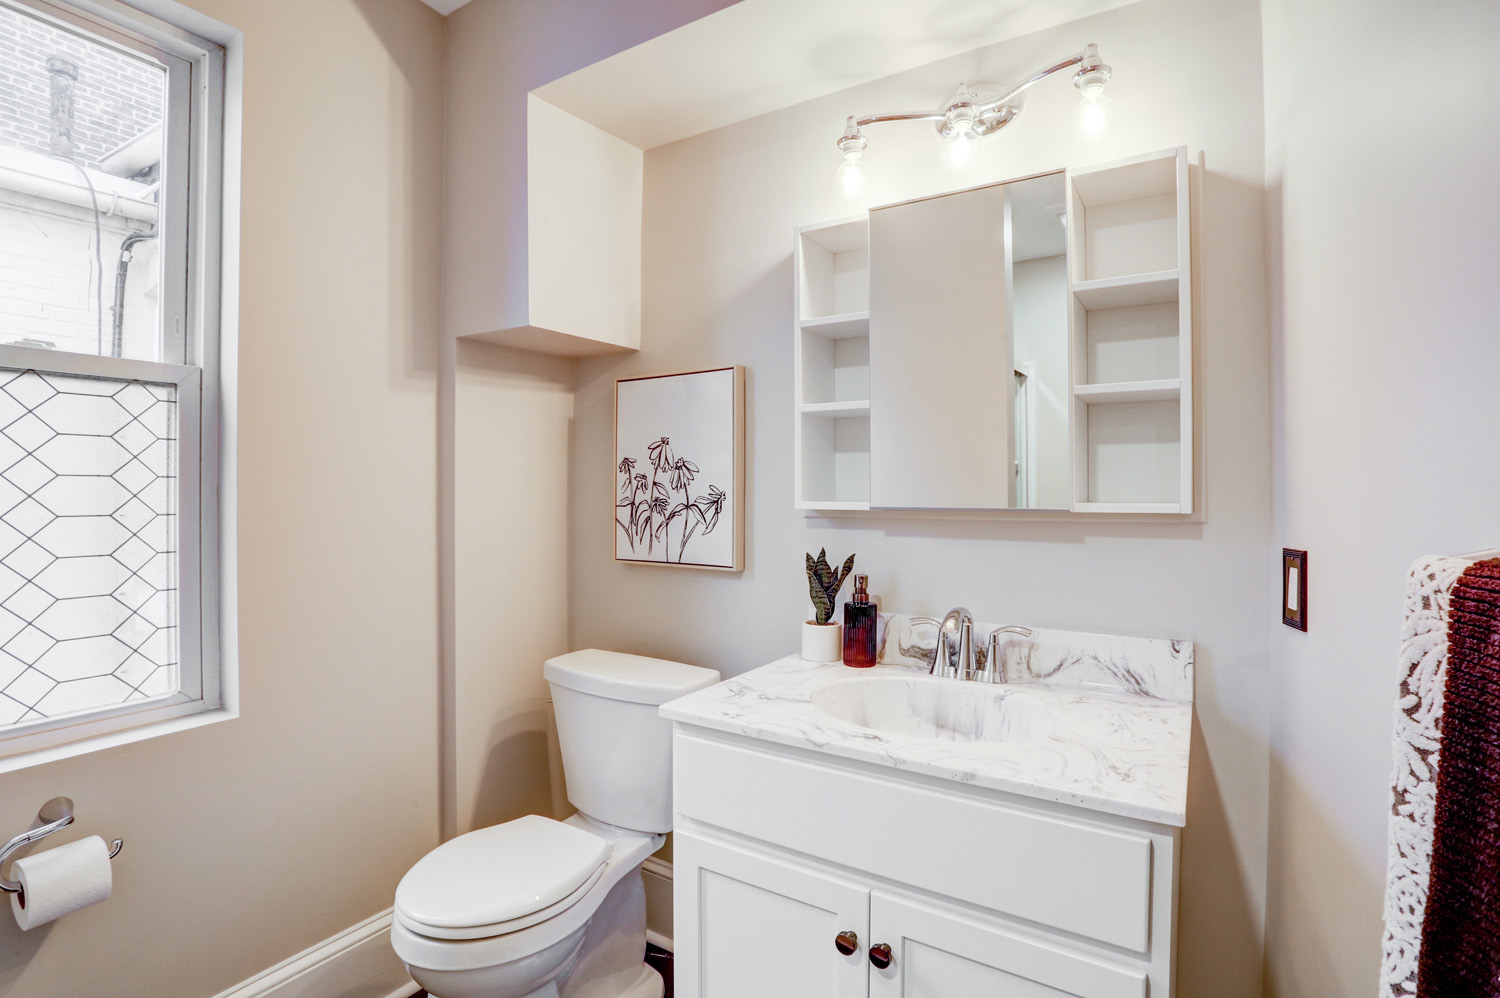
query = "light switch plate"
xmin=1283 ymin=549 xmax=1307 ymax=631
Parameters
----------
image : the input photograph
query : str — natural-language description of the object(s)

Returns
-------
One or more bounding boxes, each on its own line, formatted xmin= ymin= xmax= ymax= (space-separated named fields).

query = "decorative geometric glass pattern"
xmin=0 ymin=369 xmax=177 ymax=729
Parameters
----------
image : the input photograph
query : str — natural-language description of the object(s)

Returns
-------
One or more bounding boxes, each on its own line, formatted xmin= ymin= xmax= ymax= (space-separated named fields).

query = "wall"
xmin=1260 ymin=0 xmax=1500 ymax=994
xmin=569 ymin=0 xmax=1272 ymax=994
xmin=441 ymin=0 xmax=740 ymax=839
xmin=0 ymin=0 xmax=445 ymax=994
xmin=0 ymin=175 xmax=158 ymax=356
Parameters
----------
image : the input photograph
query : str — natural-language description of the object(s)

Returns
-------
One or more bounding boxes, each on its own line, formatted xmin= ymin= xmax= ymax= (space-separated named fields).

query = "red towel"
xmin=1418 ymin=557 xmax=1500 ymax=997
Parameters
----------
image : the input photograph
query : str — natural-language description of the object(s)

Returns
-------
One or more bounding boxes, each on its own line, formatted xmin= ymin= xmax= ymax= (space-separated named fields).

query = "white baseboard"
xmin=642 ymin=856 xmax=672 ymax=952
xmin=211 ymin=908 xmax=414 ymax=998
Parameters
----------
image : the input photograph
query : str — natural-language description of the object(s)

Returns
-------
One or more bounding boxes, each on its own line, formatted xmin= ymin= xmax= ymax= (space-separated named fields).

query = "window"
xmin=0 ymin=0 xmax=226 ymax=761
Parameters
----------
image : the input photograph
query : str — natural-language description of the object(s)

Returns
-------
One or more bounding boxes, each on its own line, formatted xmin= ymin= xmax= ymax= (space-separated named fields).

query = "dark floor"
xmin=408 ymin=943 xmax=672 ymax=998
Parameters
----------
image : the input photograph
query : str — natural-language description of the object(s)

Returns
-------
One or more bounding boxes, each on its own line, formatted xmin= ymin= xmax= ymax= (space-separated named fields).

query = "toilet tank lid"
xmin=544 ymin=649 xmax=720 ymax=705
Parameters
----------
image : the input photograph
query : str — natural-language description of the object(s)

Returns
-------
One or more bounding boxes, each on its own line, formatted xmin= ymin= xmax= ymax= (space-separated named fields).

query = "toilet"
xmin=390 ymin=649 xmax=720 ymax=998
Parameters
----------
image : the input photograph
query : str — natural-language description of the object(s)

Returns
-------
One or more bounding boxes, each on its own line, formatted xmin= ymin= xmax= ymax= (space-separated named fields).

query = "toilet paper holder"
xmin=0 ymin=797 xmax=122 ymax=895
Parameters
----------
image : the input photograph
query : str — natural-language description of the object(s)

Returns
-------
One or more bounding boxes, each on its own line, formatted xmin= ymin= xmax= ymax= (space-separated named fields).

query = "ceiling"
xmin=533 ymin=0 xmax=1141 ymax=149
xmin=416 ymin=0 xmax=471 ymax=14
xmin=1009 ymin=172 xmax=1067 ymax=261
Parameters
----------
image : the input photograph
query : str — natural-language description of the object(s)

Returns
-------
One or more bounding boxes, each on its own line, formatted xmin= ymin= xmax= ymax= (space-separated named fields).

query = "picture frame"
xmin=614 ymin=366 xmax=745 ymax=571
xmin=1283 ymin=548 xmax=1308 ymax=631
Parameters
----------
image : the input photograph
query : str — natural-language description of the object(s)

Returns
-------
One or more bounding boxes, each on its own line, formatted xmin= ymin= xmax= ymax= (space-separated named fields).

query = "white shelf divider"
xmin=1073 ymin=379 xmax=1181 ymax=404
xmin=799 ymin=312 xmax=870 ymax=339
xmin=799 ymin=400 xmax=870 ymax=418
xmin=1071 ymin=271 xmax=1179 ymax=310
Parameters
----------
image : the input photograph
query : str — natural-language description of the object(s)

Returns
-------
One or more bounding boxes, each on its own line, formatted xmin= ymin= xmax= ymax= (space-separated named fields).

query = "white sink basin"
xmin=811 ymin=676 xmax=1063 ymax=743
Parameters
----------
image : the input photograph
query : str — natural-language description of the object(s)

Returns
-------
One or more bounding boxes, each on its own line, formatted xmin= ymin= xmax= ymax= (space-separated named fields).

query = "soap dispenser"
xmin=842 ymin=574 xmax=878 ymax=668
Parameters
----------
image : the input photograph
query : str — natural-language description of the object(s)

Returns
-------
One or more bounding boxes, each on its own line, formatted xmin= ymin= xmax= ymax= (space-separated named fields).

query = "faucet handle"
xmin=929 ymin=629 xmax=953 ymax=677
xmin=981 ymin=626 xmax=1034 ymax=683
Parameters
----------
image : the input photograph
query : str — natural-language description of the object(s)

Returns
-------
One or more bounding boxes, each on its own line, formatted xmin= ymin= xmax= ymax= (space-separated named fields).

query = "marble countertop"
xmin=661 ymin=625 xmax=1192 ymax=826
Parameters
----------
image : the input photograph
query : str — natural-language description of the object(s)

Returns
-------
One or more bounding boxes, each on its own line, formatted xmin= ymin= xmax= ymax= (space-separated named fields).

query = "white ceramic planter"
xmin=801 ymin=621 xmax=843 ymax=663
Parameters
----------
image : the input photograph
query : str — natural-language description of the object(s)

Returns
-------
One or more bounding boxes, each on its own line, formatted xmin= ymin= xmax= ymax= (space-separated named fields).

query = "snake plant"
xmin=806 ymin=548 xmax=856 ymax=625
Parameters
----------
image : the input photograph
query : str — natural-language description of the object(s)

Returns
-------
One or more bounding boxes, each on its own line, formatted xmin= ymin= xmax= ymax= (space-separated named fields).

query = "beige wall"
xmin=569 ymin=0 xmax=1272 ymax=994
xmin=0 ymin=1 xmax=445 ymax=995
xmin=1261 ymin=0 xmax=1500 ymax=994
xmin=441 ymin=0 xmax=739 ymax=839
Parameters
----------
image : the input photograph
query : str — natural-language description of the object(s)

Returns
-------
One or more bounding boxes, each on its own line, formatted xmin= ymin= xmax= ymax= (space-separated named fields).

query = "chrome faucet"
xmin=912 ymin=609 xmax=1033 ymax=682
xmin=915 ymin=607 xmax=973 ymax=679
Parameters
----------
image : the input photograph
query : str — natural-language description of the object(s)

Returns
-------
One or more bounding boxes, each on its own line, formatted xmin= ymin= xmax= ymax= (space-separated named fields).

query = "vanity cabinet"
xmin=671 ymin=728 xmax=1178 ymax=998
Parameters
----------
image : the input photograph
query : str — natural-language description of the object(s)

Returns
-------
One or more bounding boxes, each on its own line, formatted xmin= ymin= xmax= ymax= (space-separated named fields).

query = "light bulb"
xmin=943 ymin=132 xmax=973 ymax=170
xmin=1073 ymin=90 xmax=1115 ymax=138
xmin=836 ymin=157 xmax=867 ymax=198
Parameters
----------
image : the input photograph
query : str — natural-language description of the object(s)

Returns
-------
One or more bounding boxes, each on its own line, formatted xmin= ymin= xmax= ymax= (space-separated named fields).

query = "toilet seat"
xmin=395 ymin=815 xmax=611 ymax=940
xmin=391 ymin=814 xmax=664 ymax=975
xmin=394 ymin=863 xmax=605 ymax=940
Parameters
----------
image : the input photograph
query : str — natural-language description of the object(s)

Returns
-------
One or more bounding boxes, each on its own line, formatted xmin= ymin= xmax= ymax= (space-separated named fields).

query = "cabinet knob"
xmin=834 ymin=930 xmax=859 ymax=955
xmin=869 ymin=942 xmax=893 ymax=969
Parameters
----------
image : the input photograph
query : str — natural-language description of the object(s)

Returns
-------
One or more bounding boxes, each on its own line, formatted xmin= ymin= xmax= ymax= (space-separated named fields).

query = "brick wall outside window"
xmin=0 ymin=5 xmax=164 ymax=169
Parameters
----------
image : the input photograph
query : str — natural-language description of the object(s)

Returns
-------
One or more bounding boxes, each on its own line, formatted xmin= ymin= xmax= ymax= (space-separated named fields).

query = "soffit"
xmin=533 ymin=0 xmax=1142 ymax=150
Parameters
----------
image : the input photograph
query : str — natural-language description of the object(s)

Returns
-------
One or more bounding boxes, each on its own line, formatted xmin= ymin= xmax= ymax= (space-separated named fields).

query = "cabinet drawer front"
xmin=675 ymin=731 xmax=1154 ymax=951
xmin=868 ymin=890 xmax=1147 ymax=998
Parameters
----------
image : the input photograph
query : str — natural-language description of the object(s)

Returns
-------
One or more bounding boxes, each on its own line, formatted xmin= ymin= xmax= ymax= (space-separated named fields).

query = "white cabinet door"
xmin=868 ymin=182 xmax=1015 ymax=509
xmin=675 ymin=831 xmax=869 ymax=998
xmin=868 ymin=891 xmax=1148 ymax=998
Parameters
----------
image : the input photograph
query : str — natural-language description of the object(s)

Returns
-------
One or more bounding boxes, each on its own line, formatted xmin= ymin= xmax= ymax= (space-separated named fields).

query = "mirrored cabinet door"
xmin=868 ymin=183 xmax=1015 ymax=510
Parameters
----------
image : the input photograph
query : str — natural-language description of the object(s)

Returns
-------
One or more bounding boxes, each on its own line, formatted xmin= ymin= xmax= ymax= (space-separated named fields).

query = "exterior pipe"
xmin=112 ymin=228 xmax=156 ymax=357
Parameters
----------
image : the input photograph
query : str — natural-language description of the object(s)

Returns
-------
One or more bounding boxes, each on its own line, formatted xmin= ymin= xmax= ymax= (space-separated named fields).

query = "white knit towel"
xmin=1379 ymin=550 xmax=1500 ymax=998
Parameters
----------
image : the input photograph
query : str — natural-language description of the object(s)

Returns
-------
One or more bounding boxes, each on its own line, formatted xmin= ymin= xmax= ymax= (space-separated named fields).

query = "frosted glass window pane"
xmin=0 ymin=368 xmax=178 ymax=729
xmin=0 ymin=4 xmax=167 ymax=361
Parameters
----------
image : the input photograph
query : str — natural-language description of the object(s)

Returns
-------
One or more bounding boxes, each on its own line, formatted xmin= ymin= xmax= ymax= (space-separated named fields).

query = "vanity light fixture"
xmin=835 ymin=43 xmax=1113 ymax=195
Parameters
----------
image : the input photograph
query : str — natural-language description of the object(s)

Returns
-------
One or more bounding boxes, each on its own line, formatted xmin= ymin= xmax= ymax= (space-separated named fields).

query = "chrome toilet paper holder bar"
xmin=0 ymin=797 xmax=122 ymax=894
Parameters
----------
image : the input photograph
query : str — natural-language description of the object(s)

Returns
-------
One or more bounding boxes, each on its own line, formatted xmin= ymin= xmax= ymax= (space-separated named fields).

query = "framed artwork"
xmin=615 ymin=366 xmax=745 ymax=571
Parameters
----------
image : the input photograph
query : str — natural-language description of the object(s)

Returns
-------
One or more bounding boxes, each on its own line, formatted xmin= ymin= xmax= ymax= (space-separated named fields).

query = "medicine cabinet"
xmin=792 ymin=146 xmax=1193 ymax=515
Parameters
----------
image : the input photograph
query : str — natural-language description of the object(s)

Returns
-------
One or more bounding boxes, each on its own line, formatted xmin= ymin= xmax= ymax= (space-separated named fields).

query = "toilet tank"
xmin=544 ymin=649 xmax=720 ymax=834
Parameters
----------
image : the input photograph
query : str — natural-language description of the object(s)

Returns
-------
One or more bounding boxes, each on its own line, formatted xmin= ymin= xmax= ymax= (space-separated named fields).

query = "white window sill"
xmin=0 ymin=704 xmax=238 ymax=774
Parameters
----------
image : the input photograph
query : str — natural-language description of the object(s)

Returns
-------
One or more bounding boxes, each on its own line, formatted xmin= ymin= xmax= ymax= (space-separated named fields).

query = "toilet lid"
xmin=395 ymin=815 xmax=611 ymax=930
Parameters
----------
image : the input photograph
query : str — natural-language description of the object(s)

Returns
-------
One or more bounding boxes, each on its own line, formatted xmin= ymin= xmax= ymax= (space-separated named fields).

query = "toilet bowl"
xmin=391 ymin=650 xmax=720 ymax=998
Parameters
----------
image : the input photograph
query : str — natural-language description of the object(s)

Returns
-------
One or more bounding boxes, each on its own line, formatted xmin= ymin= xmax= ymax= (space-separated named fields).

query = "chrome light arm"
xmin=975 ymin=53 xmax=1090 ymax=114
xmin=851 ymin=110 xmax=947 ymax=128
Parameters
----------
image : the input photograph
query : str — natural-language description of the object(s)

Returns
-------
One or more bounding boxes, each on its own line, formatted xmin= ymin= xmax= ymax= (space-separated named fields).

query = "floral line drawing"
xmin=616 ymin=436 xmax=727 ymax=563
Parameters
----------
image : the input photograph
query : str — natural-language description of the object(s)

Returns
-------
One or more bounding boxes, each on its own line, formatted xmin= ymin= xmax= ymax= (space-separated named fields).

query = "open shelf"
xmin=799 ymin=400 xmax=870 ymax=417
xmin=1067 ymin=147 xmax=1192 ymax=514
xmin=799 ymin=411 xmax=870 ymax=507
xmin=796 ymin=215 xmax=872 ymax=508
xmin=1073 ymin=379 xmax=1180 ymax=404
xmin=797 ymin=216 xmax=869 ymax=321
xmin=799 ymin=312 xmax=869 ymax=338
xmin=1072 ymin=271 xmax=1178 ymax=309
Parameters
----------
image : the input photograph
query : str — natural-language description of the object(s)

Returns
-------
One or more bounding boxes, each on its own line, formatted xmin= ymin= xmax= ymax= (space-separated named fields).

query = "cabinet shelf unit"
xmin=795 ymin=216 xmax=871 ymax=510
xmin=1067 ymin=147 xmax=1193 ymax=513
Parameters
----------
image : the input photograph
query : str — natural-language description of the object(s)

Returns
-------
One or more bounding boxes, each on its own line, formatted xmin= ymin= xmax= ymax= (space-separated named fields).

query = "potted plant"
xmin=803 ymin=548 xmax=855 ymax=663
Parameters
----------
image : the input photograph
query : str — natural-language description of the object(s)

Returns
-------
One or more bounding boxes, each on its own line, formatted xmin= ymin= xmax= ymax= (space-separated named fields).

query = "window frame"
xmin=0 ymin=0 xmax=231 ymax=767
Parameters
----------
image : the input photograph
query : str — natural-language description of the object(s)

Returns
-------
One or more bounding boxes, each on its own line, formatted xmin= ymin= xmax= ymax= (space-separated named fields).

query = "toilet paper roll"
xmin=9 ymin=835 xmax=112 ymax=931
